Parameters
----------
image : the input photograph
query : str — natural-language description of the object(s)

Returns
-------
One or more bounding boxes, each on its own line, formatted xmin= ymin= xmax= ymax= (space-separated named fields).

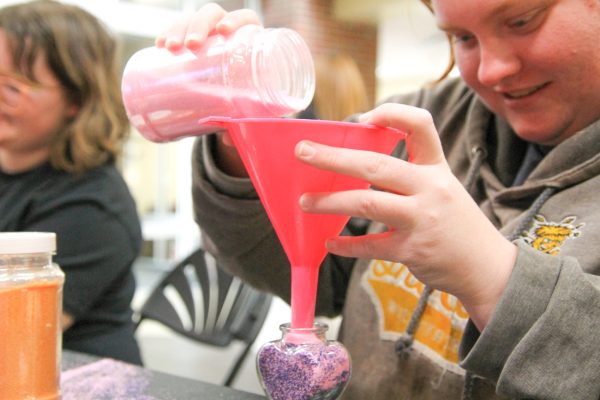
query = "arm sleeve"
xmin=192 ymin=135 xmax=353 ymax=316
xmin=459 ymin=242 xmax=600 ymax=400
xmin=27 ymin=202 xmax=139 ymax=320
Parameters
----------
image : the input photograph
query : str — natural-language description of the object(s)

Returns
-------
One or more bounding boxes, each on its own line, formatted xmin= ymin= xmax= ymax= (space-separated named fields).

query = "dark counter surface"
xmin=61 ymin=350 xmax=266 ymax=399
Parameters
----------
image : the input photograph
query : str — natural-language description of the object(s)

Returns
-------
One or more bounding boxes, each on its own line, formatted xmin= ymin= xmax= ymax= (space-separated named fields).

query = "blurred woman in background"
xmin=0 ymin=0 xmax=143 ymax=364
xmin=297 ymin=52 xmax=369 ymax=121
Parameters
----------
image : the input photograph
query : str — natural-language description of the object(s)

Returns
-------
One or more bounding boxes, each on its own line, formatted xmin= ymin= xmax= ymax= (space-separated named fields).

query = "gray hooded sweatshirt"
xmin=191 ymin=77 xmax=600 ymax=400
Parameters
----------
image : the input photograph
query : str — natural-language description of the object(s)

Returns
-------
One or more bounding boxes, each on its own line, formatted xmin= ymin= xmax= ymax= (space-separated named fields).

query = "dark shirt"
xmin=512 ymin=143 xmax=554 ymax=186
xmin=0 ymin=162 xmax=143 ymax=364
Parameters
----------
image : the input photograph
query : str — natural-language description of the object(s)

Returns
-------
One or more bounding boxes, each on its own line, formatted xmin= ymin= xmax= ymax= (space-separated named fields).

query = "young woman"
xmin=162 ymin=1 xmax=600 ymax=398
xmin=0 ymin=0 xmax=143 ymax=365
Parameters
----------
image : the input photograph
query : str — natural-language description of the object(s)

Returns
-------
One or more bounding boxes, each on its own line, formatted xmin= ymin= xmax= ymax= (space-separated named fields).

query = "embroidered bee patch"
xmin=522 ymin=215 xmax=584 ymax=255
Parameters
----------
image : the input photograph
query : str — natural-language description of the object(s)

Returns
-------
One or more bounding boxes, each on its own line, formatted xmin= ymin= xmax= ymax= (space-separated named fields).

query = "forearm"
xmin=192 ymin=136 xmax=287 ymax=287
xmin=460 ymin=243 xmax=600 ymax=399
xmin=458 ymin=236 xmax=517 ymax=331
xmin=212 ymin=131 xmax=248 ymax=178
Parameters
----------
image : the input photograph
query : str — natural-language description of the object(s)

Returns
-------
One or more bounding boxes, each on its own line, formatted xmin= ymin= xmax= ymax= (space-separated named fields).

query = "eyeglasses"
xmin=0 ymin=72 xmax=56 ymax=109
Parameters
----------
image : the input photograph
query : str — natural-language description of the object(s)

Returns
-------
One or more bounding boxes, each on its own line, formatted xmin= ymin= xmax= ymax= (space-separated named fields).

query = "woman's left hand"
xmin=295 ymin=103 xmax=517 ymax=328
xmin=155 ymin=2 xmax=261 ymax=52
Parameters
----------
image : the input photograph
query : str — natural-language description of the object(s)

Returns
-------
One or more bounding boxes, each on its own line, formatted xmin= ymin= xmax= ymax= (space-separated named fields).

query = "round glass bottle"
xmin=0 ymin=232 xmax=64 ymax=400
xmin=257 ymin=322 xmax=351 ymax=400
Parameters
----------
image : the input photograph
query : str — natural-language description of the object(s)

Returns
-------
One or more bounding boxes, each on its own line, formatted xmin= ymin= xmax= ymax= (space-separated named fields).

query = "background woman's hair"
xmin=312 ymin=52 xmax=369 ymax=121
xmin=0 ymin=0 xmax=129 ymax=174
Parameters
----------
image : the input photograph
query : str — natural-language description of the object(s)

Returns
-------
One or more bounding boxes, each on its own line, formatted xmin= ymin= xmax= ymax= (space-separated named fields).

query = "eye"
xmin=0 ymin=79 xmax=25 ymax=107
xmin=451 ymin=31 xmax=475 ymax=45
xmin=507 ymin=7 xmax=546 ymax=32
xmin=2 ymin=82 xmax=22 ymax=94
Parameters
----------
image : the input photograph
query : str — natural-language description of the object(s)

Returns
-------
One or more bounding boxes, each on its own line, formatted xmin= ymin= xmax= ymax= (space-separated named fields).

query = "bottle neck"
xmin=252 ymin=27 xmax=315 ymax=116
xmin=225 ymin=25 xmax=314 ymax=118
xmin=280 ymin=322 xmax=328 ymax=344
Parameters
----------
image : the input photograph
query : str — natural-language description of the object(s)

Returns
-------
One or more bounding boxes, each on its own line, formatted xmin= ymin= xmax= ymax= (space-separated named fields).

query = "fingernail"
xmin=184 ymin=33 xmax=202 ymax=50
xmin=296 ymin=141 xmax=316 ymax=159
xmin=165 ymin=37 xmax=183 ymax=50
xmin=216 ymin=21 xmax=232 ymax=33
xmin=299 ymin=194 xmax=312 ymax=210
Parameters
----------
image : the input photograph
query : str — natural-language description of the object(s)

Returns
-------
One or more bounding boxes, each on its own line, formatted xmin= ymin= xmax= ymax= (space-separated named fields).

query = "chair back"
xmin=135 ymin=248 xmax=272 ymax=386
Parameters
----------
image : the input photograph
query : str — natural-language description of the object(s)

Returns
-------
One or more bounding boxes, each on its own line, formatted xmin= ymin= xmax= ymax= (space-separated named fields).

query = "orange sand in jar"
xmin=0 ymin=280 xmax=62 ymax=400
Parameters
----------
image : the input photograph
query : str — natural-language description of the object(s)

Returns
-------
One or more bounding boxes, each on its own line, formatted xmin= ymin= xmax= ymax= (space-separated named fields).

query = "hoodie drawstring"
xmin=395 ymin=147 xmax=486 ymax=357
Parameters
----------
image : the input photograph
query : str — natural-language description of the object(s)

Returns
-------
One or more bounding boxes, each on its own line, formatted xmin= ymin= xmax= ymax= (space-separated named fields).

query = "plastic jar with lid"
xmin=0 ymin=232 xmax=64 ymax=400
xmin=121 ymin=24 xmax=315 ymax=142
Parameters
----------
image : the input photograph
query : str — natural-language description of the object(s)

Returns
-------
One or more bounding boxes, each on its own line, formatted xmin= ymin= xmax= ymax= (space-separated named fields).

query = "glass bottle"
xmin=121 ymin=24 xmax=315 ymax=142
xmin=0 ymin=232 xmax=64 ymax=400
xmin=257 ymin=322 xmax=351 ymax=400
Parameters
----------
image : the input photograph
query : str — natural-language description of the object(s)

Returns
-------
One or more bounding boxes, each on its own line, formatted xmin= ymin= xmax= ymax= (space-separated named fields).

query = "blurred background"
xmin=0 ymin=0 xmax=454 ymax=394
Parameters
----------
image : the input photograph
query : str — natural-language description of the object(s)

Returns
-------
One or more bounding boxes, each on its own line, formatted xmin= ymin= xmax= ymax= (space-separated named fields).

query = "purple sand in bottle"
xmin=257 ymin=341 xmax=351 ymax=400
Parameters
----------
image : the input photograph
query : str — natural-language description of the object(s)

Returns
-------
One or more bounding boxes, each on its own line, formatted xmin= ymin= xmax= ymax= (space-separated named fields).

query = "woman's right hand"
xmin=156 ymin=3 xmax=257 ymax=177
xmin=295 ymin=103 xmax=517 ymax=330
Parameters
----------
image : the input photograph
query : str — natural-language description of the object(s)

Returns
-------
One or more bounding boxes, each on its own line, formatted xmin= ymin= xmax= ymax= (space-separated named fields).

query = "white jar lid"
xmin=0 ymin=232 xmax=56 ymax=254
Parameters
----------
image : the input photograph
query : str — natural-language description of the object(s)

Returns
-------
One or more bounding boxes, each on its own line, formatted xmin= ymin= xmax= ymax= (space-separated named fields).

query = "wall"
xmin=333 ymin=0 xmax=454 ymax=100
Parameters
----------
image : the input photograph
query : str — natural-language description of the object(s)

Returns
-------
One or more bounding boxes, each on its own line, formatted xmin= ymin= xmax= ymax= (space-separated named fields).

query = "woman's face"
xmin=0 ymin=30 xmax=76 ymax=172
xmin=431 ymin=0 xmax=600 ymax=145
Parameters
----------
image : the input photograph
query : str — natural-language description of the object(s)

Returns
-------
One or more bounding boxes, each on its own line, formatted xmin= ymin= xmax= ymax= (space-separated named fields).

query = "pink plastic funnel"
xmin=202 ymin=117 xmax=405 ymax=327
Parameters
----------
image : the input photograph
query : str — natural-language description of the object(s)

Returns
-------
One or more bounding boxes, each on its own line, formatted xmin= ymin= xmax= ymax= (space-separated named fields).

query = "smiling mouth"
xmin=503 ymin=83 xmax=549 ymax=99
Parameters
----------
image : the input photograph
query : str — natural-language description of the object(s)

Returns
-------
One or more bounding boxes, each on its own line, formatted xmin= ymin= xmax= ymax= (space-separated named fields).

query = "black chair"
xmin=134 ymin=248 xmax=272 ymax=387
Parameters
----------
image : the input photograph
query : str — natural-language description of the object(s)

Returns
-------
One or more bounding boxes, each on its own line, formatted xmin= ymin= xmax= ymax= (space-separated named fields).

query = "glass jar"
xmin=257 ymin=322 xmax=351 ymax=400
xmin=0 ymin=232 xmax=64 ymax=400
xmin=121 ymin=24 xmax=315 ymax=142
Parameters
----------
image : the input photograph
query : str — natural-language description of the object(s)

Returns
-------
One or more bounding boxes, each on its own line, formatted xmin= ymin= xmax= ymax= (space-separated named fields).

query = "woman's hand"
xmin=295 ymin=103 xmax=518 ymax=329
xmin=156 ymin=2 xmax=256 ymax=177
xmin=155 ymin=2 xmax=262 ymax=52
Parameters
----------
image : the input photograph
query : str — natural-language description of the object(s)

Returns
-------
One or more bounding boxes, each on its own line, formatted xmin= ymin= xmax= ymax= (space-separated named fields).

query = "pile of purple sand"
xmin=257 ymin=341 xmax=351 ymax=400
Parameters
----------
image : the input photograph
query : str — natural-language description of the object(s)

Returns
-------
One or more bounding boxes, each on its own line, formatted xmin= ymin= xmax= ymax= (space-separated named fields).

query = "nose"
xmin=477 ymin=38 xmax=521 ymax=87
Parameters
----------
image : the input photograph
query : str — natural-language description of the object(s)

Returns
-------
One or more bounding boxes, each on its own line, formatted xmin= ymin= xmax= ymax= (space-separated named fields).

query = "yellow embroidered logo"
xmin=362 ymin=260 xmax=468 ymax=372
xmin=522 ymin=215 xmax=584 ymax=255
